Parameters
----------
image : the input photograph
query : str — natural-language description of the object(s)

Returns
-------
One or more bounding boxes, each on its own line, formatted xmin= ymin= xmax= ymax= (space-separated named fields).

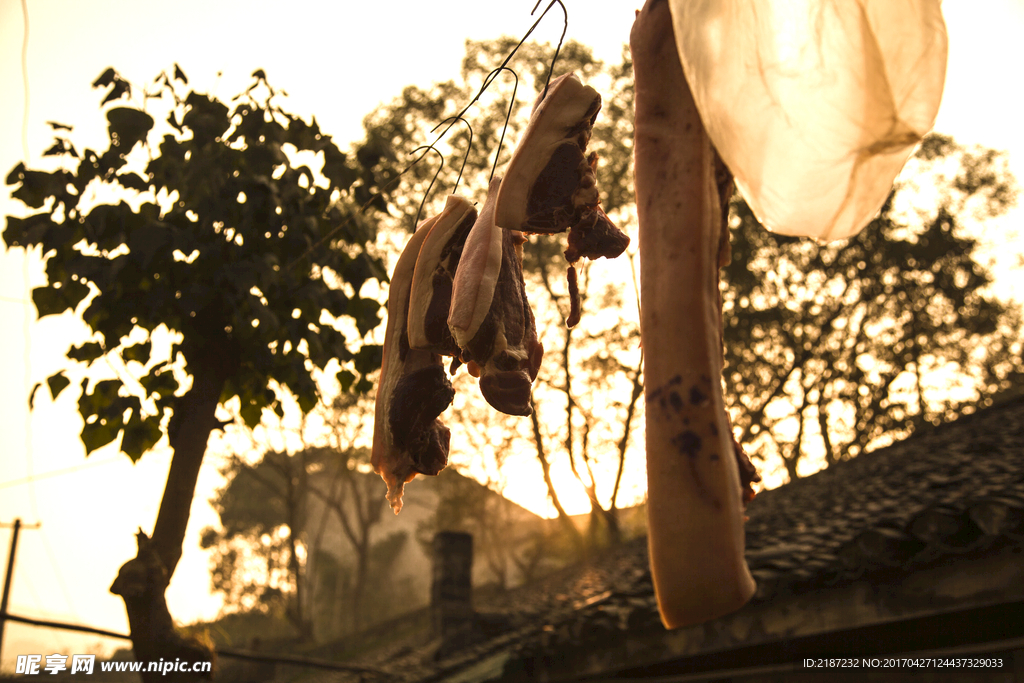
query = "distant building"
xmin=302 ymin=467 xmax=545 ymax=640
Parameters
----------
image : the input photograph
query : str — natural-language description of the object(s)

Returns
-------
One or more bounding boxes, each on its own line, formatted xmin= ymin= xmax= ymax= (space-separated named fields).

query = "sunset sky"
xmin=1 ymin=0 xmax=1023 ymax=669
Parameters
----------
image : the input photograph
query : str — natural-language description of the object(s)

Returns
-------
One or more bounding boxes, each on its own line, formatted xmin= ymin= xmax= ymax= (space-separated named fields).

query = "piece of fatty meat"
xmin=372 ymin=214 xmax=455 ymax=514
xmin=448 ymin=178 xmax=544 ymax=416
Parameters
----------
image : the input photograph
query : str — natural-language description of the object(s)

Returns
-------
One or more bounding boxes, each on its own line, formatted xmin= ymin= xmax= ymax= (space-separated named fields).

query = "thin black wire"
xmin=487 ymin=66 xmax=520 ymax=182
xmin=429 ymin=115 xmax=473 ymax=195
xmin=532 ymin=0 xmax=568 ymax=101
xmin=408 ymin=145 xmax=445 ymax=230
xmin=287 ymin=0 xmax=568 ymax=270
xmin=0 ymin=456 xmax=124 ymax=490
xmin=416 ymin=0 xmax=569 ymax=165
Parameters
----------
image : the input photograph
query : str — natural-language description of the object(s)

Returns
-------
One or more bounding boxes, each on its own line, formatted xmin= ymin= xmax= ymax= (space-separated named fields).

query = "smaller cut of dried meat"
xmin=494 ymin=73 xmax=629 ymax=258
xmin=493 ymin=73 xmax=630 ymax=327
xmin=372 ymin=215 xmax=456 ymax=514
xmin=449 ymin=178 xmax=544 ymax=416
xmin=407 ymin=195 xmax=478 ymax=358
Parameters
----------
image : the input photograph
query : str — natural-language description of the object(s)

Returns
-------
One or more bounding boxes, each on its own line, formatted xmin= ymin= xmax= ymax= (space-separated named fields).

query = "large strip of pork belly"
xmin=631 ymin=0 xmax=755 ymax=629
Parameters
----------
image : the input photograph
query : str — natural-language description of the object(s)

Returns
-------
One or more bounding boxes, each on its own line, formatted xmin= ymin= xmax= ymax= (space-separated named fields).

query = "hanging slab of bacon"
xmin=372 ymin=214 xmax=457 ymax=514
xmin=493 ymin=72 xmax=629 ymax=327
xmin=407 ymin=195 xmax=478 ymax=358
xmin=449 ymin=178 xmax=543 ymax=416
xmin=631 ymin=0 xmax=757 ymax=628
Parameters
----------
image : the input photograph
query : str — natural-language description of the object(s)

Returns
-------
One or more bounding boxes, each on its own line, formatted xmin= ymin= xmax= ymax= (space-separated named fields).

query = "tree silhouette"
xmin=201 ymin=449 xmax=314 ymax=638
xmin=4 ymin=66 xmax=389 ymax=679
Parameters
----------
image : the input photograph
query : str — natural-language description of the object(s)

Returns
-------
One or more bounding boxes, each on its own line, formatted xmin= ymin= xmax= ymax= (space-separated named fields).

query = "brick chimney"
xmin=431 ymin=531 xmax=473 ymax=637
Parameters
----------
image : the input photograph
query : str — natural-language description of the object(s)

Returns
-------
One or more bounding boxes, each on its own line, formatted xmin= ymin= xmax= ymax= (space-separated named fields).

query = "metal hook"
xmin=408 ymin=144 xmax=445 ymax=230
xmin=482 ymin=66 xmax=520 ymax=182
xmin=531 ymin=0 xmax=568 ymax=101
xmin=284 ymin=1 xmax=568 ymax=272
xmin=429 ymin=115 xmax=473 ymax=195
xmin=422 ymin=0 xmax=569 ymax=157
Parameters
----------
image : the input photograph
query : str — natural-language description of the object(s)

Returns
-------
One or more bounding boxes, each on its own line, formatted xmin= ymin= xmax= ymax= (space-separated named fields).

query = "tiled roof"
xmin=744 ymin=397 xmax=1024 ymax=600
xmin=316 ymin=396 xmax=1024 ymax=682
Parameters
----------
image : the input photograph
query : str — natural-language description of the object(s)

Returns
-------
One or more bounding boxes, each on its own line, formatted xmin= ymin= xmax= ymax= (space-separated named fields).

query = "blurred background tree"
xmin=722 ymin=134 xmax=1022 ymax=481
xmin=201 ymin=448 xmax=315 ymax=638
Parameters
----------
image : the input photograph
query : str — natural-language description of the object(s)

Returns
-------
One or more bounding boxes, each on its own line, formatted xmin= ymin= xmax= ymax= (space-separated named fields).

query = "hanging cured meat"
xmin=407 ymin=195 xmax=478 ymax=358
xmin=494 ymin=73 xmax=630 ymax=326
xmin=372 ymin=214 xmax=457 ymax=514
xmin=666 ymin=0 xmax=947 ymax=241
xmin=449 ymin=178 xmax=544 ymax=416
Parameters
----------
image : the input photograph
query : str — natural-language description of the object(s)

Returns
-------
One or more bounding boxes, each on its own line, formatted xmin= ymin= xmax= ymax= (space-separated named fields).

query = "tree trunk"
xmin=111 ymin=533 xmax=215 ymax=682
xmin=285 ymin=455 xmax=312 ymax=640
xmin=111 ymin=338 xmax=231 ymax=681
xmin=351 ymin=537 xmax=370 ymax=632
xmin=529 ymin=398 xmax=584 ymax=550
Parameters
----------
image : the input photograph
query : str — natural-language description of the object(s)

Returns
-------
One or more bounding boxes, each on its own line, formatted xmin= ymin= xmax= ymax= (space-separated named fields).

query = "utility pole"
xmin=0 ymin=519 xmax=42 ymax=667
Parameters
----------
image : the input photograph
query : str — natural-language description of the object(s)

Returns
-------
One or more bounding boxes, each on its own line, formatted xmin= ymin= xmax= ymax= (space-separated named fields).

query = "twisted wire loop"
xmin=287 ymin=1 xmax=569 ymax=270
xmin=408 ymin=144 xmax=446 ymax=230
xmin=429 ymin=115 xmax=474 ymax=195
xmin=485 ymin=66 xmax=520 ymax=183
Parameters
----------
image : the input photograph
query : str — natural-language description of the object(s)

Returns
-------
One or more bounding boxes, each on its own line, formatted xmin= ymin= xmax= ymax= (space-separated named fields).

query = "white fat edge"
xmin=372 ymin=217 xmax=438 ymax=473
xmin=530 ymin=73 xmax=574 ymax=112
xmin=489 ymin=320 xmax=509 ymax=362
xmin=494 ymin=74 xmax=601 ymax=231
xmin=449 ymin=179 xmax=503 ymax=347
xmin=407 ymin=195 xmax=476 ymax=349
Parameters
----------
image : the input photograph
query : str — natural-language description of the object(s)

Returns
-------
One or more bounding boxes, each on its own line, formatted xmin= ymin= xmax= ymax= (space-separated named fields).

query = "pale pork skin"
xmin=632 ymin=0 xmax=757 ymax=628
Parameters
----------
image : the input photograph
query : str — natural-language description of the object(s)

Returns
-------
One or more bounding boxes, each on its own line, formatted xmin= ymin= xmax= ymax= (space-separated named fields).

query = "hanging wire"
xmin=485 ymin=66 xmax=520 ymax=182
xmin=531 ymin=0 xmax=568 ymax=100
xmin=408 ymin=145 xmax=445 ymax=230
xmin=421 ymin=0 xmax=569 ymax=161
xmin=428 ymin=115 xmax=474 ymax=194
xmin=287 ymin=0 xmax=569 ymax=270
